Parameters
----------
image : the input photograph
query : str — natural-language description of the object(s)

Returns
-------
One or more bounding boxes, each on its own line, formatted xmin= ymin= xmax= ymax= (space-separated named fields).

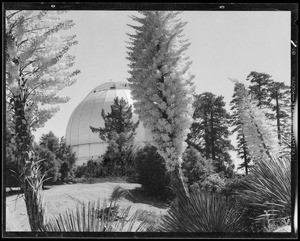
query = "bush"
xmin=74 ymin=159 xmax=104 ymax=179
xmin=134 ymin=144 xmax=174 ymax=201
xmin=34 ymin=145 xmax=61 ymax=185
xmin=198 ymin=173 xmax=226 ymax=192
xmin=181 ymin=147 xmax=215 ymax=187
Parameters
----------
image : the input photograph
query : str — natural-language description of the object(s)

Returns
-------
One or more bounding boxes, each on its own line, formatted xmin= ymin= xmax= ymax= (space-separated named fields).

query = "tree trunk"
xmin=275 ymin=92 xmax=281 ymax=144
xmin=14 ymin=96 xmax=44 ymax=231
xmin=23 ymin=181 xmax=44 ymax=231
xmin=243 ymin=145 xmax=248 ymax=175
xmin=210 ymin=105 xmax=215 ymax=160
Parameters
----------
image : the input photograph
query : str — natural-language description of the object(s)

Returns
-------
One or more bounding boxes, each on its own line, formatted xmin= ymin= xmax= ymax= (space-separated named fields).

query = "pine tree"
xmin=230 ymin=81 xmax=252 ymax=174
xmin=90 ymin=97 xmax=139 ymax=177
xmin=267 ymin=81 xmax=291 ymax=155
xmin=187 ymin=92 xmax=234 ymax=177
xmin=127 ymin=11 xmax=195 ymax=196
xmin=5 ymin=10 xmax=79 ymax=231
xmin=246 ymin=71 xmax=273 ymax=107
xmin=246 ymin=71 xmax=291 ymax=158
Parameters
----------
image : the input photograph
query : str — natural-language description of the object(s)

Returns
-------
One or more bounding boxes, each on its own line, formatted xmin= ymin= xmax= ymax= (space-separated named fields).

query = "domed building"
xmin=65 ymin=81 xmax=152 ymax=165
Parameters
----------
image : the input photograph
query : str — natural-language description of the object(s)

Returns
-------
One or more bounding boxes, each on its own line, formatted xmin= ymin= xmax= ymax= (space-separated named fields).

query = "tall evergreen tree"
xmin=246 ymin=71 xmax=273 ymax=107
xmin=90 ymin=97 xmax=139 ymax=177
xmin=230 ymin=82 xmax=252 ymax=175
xmin=5 ymin=10 xmax=79 ymax=231
xmin=267 ymin=81 xmax=291 ymax=152
xmin=247 ymin=71 xmax=291 ymax=157
xmin=187 ymin=92 xmax=234 ymax=177
xmin=127 ymin=11 xmax=195 ymax=195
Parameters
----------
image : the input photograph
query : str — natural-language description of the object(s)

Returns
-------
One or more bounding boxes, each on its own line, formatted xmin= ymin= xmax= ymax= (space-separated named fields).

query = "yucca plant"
xmin=41 ymin=198 xmax=151 ymax=232
xmin=157 ymin=187 xmax=247 ymax=232
xmin=239 ymin=155 xmax=291 ymax=230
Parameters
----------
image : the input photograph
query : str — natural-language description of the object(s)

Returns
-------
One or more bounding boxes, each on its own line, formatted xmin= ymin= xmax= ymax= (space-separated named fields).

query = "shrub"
xmin=34 ymin=145 xmax=61 ymax=185
xmin=84 ymin=159 xmax=104 ymax=183
xmin=221 ymin=173 xmax=249 ymax=197
xmin=181 ymin=147 xmax=215 ymax=187
xmin=134 ymin=144 xmax=174 ymax=201
xmin=199 ymin=173 xmax=226 ymax=192
xmin=74 ymin=164 xmax=87 ymax=178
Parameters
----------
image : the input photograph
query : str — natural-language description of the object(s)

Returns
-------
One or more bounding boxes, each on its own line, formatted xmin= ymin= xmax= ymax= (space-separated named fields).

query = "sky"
xmin=32 ymin=10 xmax=291 ymax=169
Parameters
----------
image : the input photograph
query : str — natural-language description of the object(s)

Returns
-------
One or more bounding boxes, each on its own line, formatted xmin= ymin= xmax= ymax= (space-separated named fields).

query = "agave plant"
xmin=41 ymin=198 xmax=151 ymax=232
xmin=158 ymin=187 xmax=247 ymax=232
xmin=239 ymin=155 xmax=291 ymax=230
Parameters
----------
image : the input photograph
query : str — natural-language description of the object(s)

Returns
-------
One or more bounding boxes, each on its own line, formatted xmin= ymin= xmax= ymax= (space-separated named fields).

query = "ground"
xmin=5 ymin=182 xmax=168 ymax=232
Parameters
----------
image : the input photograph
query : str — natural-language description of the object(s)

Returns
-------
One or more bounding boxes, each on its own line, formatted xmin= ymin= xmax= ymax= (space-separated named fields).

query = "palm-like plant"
xmin=240 ymin=155 xmax=291 ymax=230
xmin=41 ymin=199 xmax=150 ymax=232
xmin=158 ymin=188 xmax=247 ymax=232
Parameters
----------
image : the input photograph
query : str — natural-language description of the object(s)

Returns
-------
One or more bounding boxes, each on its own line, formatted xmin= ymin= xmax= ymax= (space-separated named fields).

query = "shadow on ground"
xmin=123 ymin=187 xmax=170 ymax=209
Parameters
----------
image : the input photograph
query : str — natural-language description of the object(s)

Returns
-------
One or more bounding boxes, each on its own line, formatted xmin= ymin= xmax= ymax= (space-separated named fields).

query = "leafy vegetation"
xmin=34 ymin=132 xmax=76 ymax=185
xmin=134 ymin=145 xmax=175 ymax=201
xmin=90 ymin=97 xmax=139 ymax=179
xmin=5 ymin=9 xmax=79 ymax=231
xmin=187 ymin=92 xmax=234 ymax=178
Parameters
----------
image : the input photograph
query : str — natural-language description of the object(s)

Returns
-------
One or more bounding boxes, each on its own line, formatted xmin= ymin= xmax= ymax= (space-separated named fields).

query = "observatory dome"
xmin=65 ymin=81 xmax=152 ymax=165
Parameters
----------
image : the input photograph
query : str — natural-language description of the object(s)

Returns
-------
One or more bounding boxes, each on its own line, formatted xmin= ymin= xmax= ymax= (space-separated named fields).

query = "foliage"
xmin=238 ymin=88 xmax=280 ymax=163
xmin=158 ymin=188 xmax=247 ymax=232
xmin=267 ymin=81 xmax=292 ymax=157
xmin=134 ymin=144 xmax=174 ymax=201
xmin=6 ymin=10 xmax=80 ymax=133
xmin=246 ymin=71 xmax=273 ymax=108
xmin=33 ymin=132 xmax=77 ymax=185
xmin=127 ymin=11 xmax=195 ymax=197
xmin=41 ymin=199 xmax=150 ymax=232
xmin=230 ymin=81 xmax=252 ymax=174
xmin=187 ymin=92 xmax=234 ymax=177
xmin=221 ymin=173 xmax=249 ymax=197
xmin=90 ymin=97 xmax=139 ymax=179
xmin=34 ymin=144 xmax=61 ymax=185
xmin=181 ymin=146 xmax=215 ymax=187
xmin=198 ymin=173 xmax=226 ymax=193
xmin=84 ymin=159 xmax=104 ymax=182
xmin=5 ymin=126 xmax=20 ymax=188
xmin=5 ymin=10 xmax=79 ymax=231
xmin=240 ymin=155 xmax=291 ymax=230
xmin=246 ymin=72 xmax=292 ymax=159
xmin=74 ymin=163 xmax=87 ymax=178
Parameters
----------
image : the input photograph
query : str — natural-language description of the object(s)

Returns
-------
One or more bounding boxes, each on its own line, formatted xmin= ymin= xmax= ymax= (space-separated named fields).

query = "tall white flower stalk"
xmin=127 ymin=11 xmax=195 ymax=194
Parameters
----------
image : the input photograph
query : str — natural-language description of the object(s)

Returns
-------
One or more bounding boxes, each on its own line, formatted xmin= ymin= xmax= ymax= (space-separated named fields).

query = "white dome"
xmin=65 ymin=81 xmax=152 ymax=165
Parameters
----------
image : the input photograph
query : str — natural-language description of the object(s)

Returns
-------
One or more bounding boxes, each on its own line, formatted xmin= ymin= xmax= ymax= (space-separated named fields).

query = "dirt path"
xmin=5 ymin=182 xmax=168 ymax=232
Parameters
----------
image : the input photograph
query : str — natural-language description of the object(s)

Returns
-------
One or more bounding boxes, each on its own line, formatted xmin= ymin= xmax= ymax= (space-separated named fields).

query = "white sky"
xmin=32 ymin=11 xmax=291 ymax=169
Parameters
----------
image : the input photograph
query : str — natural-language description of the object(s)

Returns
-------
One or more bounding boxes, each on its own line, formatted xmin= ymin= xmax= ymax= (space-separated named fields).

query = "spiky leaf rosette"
xmin=158 ymin=188 xmax=247 ymax=232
